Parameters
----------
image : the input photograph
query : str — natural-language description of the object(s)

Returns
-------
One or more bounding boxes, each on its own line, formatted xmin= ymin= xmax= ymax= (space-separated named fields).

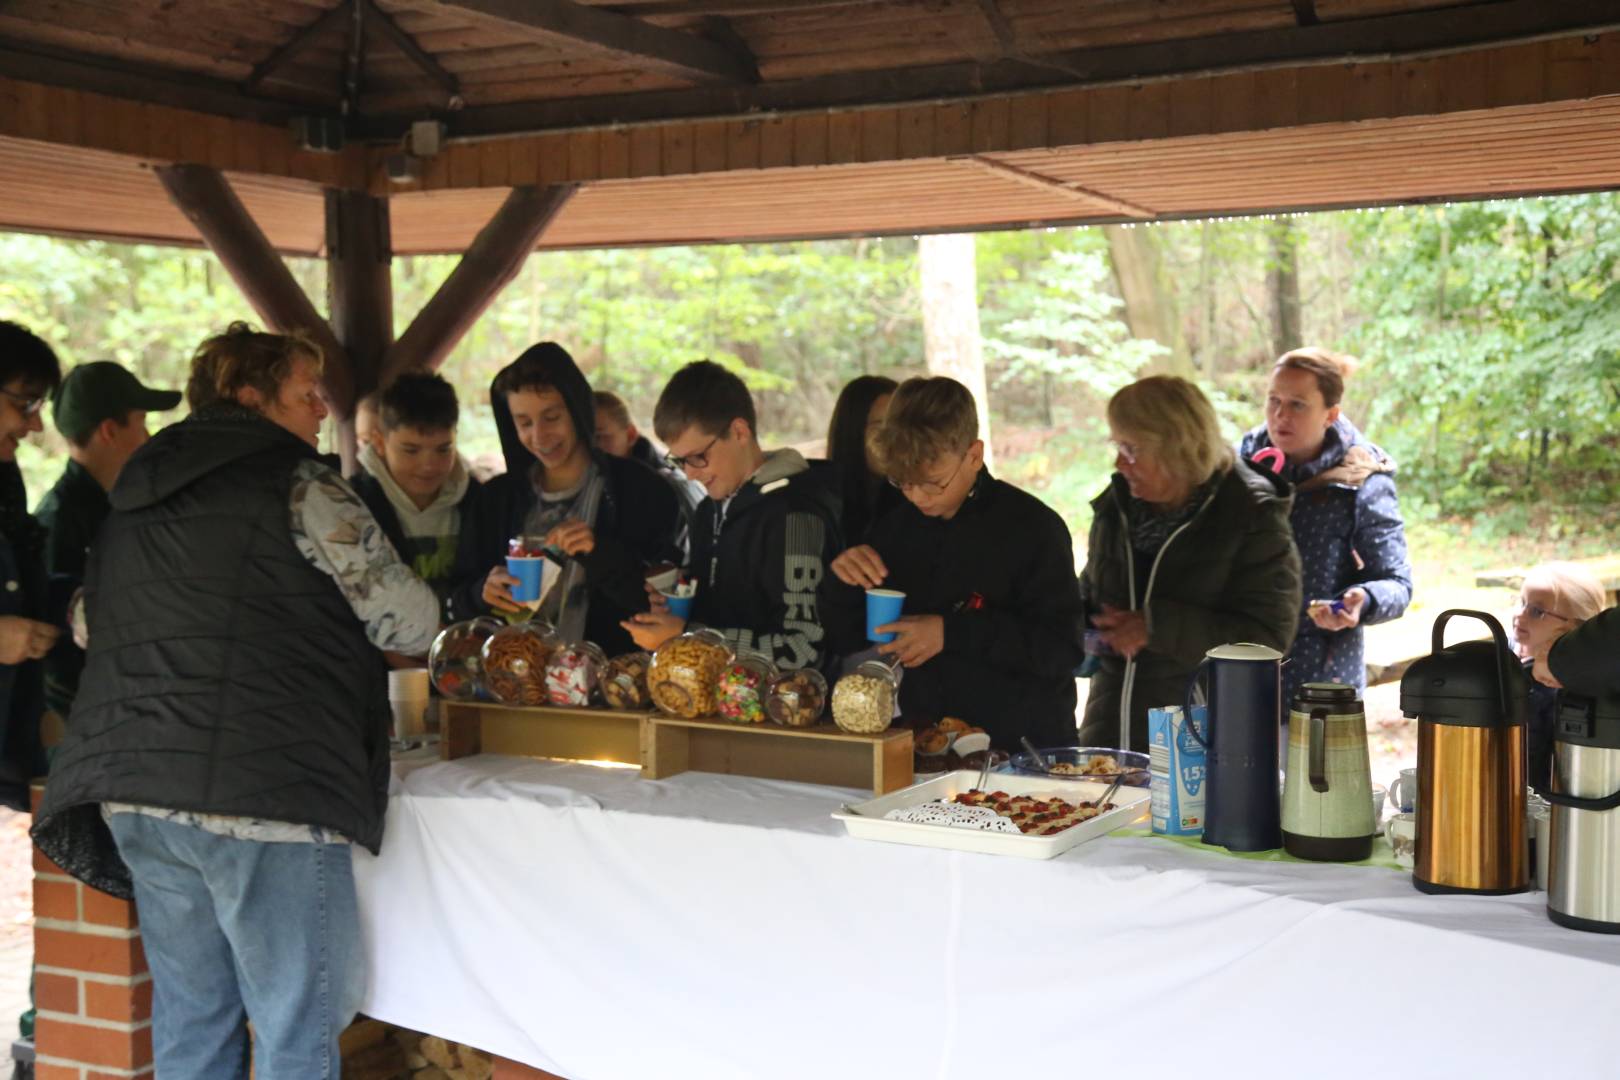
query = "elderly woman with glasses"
xmin=1078 ymin=375 xmax=1303 ymax=752
xmin=1513 ymin=562 xmax=1607 ymax=794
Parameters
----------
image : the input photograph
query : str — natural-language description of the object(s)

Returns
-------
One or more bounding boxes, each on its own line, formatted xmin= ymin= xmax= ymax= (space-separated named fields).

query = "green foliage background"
xmin=3 ymin=191 xmax=1617 ymax=545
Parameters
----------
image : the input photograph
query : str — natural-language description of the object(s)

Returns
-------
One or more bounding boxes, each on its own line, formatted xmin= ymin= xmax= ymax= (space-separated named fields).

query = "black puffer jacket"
xmin=447 ymin=345 xmax=683 ymax=654
xmin=32 ymin=408 xmax=393 ymax=898
xmin=1078 ymin=460 xmax=1303 ymax=752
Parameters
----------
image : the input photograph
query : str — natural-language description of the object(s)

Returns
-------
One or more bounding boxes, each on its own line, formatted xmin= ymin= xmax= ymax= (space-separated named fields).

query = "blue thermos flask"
xmin=1185 ymin=643 xmax=1285 ymax=852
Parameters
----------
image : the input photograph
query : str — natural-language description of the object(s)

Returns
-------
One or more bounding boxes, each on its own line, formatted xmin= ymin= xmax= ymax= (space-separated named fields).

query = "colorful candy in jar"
xmin=716 ymin=654 xmax=778 ymax=723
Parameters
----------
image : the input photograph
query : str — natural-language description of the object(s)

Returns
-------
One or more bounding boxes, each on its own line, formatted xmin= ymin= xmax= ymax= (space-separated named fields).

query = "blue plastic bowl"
xmin=1006 ymin=746 xmax=1151 ymax=787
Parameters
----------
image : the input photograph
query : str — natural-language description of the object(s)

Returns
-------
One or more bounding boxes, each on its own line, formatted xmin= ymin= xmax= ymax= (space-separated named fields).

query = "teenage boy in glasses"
xmin=822 ymin=376 xmax=1083 ymax=748
xmin=621 ymin=361 xmax=840 ymax=672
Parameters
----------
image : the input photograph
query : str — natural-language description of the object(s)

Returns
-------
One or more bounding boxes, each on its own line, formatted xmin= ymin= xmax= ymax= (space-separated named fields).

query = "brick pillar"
xmin=29 ymin=785 xmax=153 ymax=1080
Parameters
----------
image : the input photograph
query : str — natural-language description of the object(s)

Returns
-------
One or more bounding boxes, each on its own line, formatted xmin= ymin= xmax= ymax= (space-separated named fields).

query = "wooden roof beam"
xmin=154 ymin=164 xmax=355 ymax=414
xmin=1291 ymin=0 xmax=1320 ymax=28
xmin=405 ymin=0 xmax=758 ymax=85
xmin=382 ymin=183 xmax=576 ymax=382
xmin=360 ymin=0 xmax=462 ymax=106
xmin=953 ymin=155 xmax=1155 ymax=219
xmin=245 ymin=1 xmax=354 ymax=92
xmin=361 ymin=0 xmax=1620 ymax=138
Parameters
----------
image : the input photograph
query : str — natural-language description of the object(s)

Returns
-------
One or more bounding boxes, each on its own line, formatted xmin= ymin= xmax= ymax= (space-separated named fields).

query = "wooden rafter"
xmin=970 ymin=0 xmax=1019 ymax=59
xmin=154 ymin=165 xmax=355 ymax=412
xmin=244 ymin=2 xmax=353 ymax=92
xmin=360 ymin=0 xmax=462 ymax=106
xmin=404 ymin=0 xmax=758 ymax=85
xmin=953 ymin=156 xmax=1155 ymax=220
xmin=382 ymin=184 xmax=576 ymax=381
xmin=1291 ymin=0 xmax=1320 ymax=28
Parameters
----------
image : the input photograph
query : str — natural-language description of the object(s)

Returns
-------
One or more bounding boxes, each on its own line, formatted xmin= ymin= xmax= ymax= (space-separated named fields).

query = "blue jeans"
xmin=107 ymin=813 xmax=365 ymax=1080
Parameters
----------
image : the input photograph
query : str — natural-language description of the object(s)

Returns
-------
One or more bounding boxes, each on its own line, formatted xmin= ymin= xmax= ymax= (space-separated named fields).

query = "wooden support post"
xmin=154 ymin=164 xmax=355 ymax=417
xmin=381 ymin=184 xmax=575 ymax=381
xmin=326 ymin=189 xmax=394 ymax=473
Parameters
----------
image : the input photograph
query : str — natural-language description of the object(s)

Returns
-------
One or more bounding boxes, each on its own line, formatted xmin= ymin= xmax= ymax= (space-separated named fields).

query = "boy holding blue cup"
xmin=823 ymin=377 xmax=1083 ymax=748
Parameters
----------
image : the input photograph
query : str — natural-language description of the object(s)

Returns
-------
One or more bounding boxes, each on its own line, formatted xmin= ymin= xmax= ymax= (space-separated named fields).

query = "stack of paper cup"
xmin=388 ymin=668 xmax=430 ymax=744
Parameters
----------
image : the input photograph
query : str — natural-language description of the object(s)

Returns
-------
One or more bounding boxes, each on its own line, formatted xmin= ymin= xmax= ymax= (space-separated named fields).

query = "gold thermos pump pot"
xmin=1398 ymin=610 xmax=1530 ymax=895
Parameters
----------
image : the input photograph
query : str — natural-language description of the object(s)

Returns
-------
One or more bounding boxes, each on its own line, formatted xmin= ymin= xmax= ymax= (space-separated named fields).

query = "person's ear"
xmin=970 ymin=439 xmax=986 ymax=468
xmin=368 ymin=428 xmax=385 ymax=454
xmin=1324 ymin=404 xmax=1341 ymax=428
xmin=96 ymin=417 xmax=121 ymax=447
xmin=731 ymin=416 xmax=752 ymax=443
xmin=234 ymin=385 xmax=264 ymax=411
xmin=625 ymin=422 xmax=638 ymax=444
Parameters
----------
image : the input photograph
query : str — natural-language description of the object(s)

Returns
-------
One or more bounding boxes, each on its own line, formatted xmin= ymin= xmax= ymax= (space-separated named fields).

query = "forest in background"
xmin=2 ymin=191 xmax=1618 ymax=546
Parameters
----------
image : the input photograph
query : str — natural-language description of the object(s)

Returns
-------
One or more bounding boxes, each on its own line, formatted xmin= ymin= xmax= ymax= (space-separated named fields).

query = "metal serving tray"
xmin=833 ymin=769 xmax=1150 ymax=860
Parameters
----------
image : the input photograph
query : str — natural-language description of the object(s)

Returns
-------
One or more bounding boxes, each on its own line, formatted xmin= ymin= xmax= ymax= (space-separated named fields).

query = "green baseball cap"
xmin=52 ymin=362 xmax=183 ymax=442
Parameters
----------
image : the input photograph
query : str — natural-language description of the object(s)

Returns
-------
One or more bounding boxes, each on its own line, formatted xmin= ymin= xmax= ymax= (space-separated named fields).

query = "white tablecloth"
xmin=356 ymin=755 xmax=1620 ymax=1080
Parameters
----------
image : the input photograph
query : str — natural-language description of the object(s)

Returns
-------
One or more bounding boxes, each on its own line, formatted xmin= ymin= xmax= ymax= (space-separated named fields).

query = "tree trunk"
xmin=1197 ymin=221 xmax=1216 ymax=379
xmin=1267 ymin=218 xmax=1302 ymax=357
xmin=1105 ymin=225 xmax=1190 ymax=376
xmin=918 ymin=233 xmax=993 ymax=467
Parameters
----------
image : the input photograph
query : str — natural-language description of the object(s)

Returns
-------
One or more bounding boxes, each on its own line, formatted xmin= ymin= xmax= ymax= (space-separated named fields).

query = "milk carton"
xmin=1149 ymin=705 xmax=1207 ymax=836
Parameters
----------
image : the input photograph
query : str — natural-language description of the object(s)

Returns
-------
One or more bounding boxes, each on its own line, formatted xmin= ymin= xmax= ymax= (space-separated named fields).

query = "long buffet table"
xmin=355 ymin=754 xmax=1620 ymax=1079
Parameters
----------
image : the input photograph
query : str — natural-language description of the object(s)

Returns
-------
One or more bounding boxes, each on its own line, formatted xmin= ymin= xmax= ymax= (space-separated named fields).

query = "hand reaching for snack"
xmin=830 ymin=545 xmax=889 ymax=589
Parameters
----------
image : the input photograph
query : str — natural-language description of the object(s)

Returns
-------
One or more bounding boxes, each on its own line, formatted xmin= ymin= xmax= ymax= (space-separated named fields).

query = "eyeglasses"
xmin=1515 ymin=602 xmax=1574 ymax=623
xmin=1108 ymin=439 xmax=1140 ymax=466
xmin=888 ymin=452 xmax=968 ymax=496
xmin=666 ymin=434 xmax=722 ymax=471
xmin=0 ymin=388 xmax=47 ymax=417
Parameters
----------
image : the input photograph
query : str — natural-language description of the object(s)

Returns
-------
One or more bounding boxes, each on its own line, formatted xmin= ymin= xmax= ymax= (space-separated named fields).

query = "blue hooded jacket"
xmin=1239 ymin=417 xmax=1413 ymax=701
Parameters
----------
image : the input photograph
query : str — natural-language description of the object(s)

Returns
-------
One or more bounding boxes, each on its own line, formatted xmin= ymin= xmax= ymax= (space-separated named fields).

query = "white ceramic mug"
xmin=1384 ymin=811 xmax=1417 ymax=869
xmin=1370 ymin=783 xmax=1387 ymax=827
xmin=1389 ymin=768 xmax=1418 ymax=814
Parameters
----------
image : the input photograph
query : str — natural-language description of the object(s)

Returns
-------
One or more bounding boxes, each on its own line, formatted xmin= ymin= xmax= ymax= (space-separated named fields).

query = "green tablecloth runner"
xmin=1111 ymin=825 xmax=1405 ymax=871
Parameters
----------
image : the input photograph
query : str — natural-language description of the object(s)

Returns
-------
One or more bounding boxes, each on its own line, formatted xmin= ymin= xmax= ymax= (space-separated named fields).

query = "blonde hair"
xmin=593 ymin=390 xmax=633 ymax=430
xmin=186 ymin=322 xmax=323 ymax=412
xmin=869 ymin=376 xmax=977 ymax=483
xmin=1275 ymin=346 xmax=1359 ymax=408
xmin=1522 ymin=562 xmax=1606 ymax=623
xmin=1107 ymin=375 xmax=1232 ymax=488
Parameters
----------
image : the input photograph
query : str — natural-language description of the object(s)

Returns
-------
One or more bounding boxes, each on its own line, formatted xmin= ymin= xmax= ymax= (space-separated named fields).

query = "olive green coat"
xmin=1078 ymin=461 xmax=1303 ymax=751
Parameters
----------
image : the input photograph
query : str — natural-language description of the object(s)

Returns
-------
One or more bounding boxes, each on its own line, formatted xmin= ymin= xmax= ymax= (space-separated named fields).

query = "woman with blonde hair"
xmin=1514 ymin=561 xmax=1607 ymax=793
xmin=1079 ymin=375 xmax=1302 ymax=751
xmin=1239 ymin=347 xmax=1413 ymax=705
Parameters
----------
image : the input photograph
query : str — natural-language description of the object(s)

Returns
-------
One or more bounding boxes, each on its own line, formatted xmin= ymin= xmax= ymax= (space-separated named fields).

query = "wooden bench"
xmin=1475 ymin=553 xmax=1620 ymax=606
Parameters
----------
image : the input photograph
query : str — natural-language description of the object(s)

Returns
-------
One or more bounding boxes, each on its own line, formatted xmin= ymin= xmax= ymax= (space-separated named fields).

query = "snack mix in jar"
xmin=545 ymin=641 xmax=608 ymax=707
xmin=832 ymin=660 xmax=897 ymax=734
xmin=480 ymin=622 xmax=560 ymax=706
xmin=428 ymin=616 xmax=504 ymax=700
xmin=648 ymin=630 xmax=732 ymax=718
xmin=600 ymin=652 xmax=653 ymax=709
xmin=765 ymin=669 xmax=828 ymax=727
xmin=715 ymin=653 xmax=779 ymax=723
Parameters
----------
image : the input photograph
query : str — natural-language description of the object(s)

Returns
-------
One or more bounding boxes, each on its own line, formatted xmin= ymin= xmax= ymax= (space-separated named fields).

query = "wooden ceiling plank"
xmin=396 ymin=0 xmax=759 ymax=84
xmin=362 ymin=1 xmax=1620 ymax=138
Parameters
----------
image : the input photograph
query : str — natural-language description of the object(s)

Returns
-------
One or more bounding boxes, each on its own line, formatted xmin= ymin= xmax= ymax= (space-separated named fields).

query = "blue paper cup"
xmin=506 ymin=556 xmax=543 ymax=604
xmin=663 ymin=591 xmax=695 ymax=620
xmin=865 ymin=588 xmax=906 ymax=643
